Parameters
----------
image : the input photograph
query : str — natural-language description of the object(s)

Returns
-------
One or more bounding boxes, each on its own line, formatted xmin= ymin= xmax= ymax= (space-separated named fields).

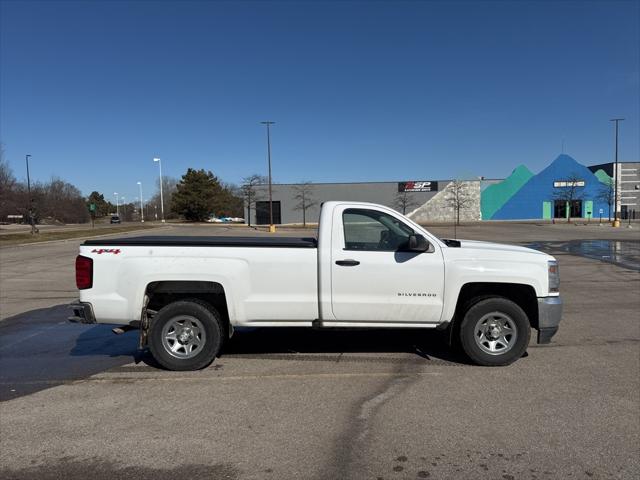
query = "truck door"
xmin=330 ymin=206 xmax=444 ymax=324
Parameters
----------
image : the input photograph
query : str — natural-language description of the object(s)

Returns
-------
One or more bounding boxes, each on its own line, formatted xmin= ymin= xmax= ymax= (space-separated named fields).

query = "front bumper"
xmin=68 ymin=301 xmax=96 ymax=324
xmin=537 ymin=296 xmax=562 ymax=344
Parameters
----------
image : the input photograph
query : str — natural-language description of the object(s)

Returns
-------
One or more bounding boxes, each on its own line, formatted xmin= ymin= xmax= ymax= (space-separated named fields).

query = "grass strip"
xmin=0 ymin=225 xmax=159 ymax=246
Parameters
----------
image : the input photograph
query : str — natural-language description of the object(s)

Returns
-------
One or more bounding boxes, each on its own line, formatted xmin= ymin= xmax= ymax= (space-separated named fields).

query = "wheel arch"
xmin=143 ymin=280 xmax=231 ymax=333
xmin=452 ymin=282 xmax=539 ymax=330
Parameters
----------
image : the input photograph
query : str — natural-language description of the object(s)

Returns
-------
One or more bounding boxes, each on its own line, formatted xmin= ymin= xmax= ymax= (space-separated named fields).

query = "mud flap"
xmin=139 ymin=307 xmax=156 ymax=349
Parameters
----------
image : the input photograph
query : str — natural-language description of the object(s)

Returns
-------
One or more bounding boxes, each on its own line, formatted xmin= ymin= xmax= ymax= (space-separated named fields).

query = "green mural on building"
xmin=593 ymin=169 xmax=612 ymax=184
xmin=481 ymin=165 xmax=533 ymax=220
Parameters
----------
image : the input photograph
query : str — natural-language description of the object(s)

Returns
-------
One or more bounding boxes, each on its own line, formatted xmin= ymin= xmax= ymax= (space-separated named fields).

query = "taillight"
xmin=548 ymin=260 xmax=559 ymax=293
xmin=76 ymin=255 xmax=93 ymax=290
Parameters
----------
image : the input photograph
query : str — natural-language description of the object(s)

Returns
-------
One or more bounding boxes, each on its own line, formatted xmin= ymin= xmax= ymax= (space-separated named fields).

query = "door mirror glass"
xmin=406 ymin=234 xmax=430 ymax=252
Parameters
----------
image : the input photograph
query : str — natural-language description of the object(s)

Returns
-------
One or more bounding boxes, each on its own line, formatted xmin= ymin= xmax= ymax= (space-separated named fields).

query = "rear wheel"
xmin=149 ymin=299 xmax=223 ymax=371
xmin=459 ymin=297 xmax=530 ymax=366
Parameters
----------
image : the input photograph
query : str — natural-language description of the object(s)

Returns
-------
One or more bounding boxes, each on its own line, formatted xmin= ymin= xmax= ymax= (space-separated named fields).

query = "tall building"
xmin=588 ymin=161 xmax=640 ymax=219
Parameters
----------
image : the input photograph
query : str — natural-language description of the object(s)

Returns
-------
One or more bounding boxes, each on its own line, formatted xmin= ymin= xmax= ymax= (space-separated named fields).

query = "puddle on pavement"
xmin=527 ymin=240 xmax=640 ymax=271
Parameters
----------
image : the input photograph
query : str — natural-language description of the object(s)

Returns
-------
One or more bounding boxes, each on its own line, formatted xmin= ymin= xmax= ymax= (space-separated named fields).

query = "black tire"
xmin=149 ymin=299 xmax=223 ymax=371
xmin=459 ymin=297 xmax=531 ymax=366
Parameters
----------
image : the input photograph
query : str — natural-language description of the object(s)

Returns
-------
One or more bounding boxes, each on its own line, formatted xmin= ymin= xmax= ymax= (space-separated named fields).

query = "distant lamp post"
xmin=610 ymin=118 xmax=624 ymax=227
xmin=122 ymin=196 xmax=126 ymax=221
xmin=260 ymin=121 xmax=276 ymax=232
xmin=153 ymin=157 xmax=165 ymax=222
xmin=25 ymin=154 xmax=36 ymax=235
xmin=137 ymin=181 xmax=144 ymax=222
xmin=114 ymin=192 xmax=119 ymax=216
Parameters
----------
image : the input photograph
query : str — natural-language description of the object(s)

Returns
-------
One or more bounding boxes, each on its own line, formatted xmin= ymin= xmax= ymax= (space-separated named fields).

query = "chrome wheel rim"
xmin=474 ymin=312 xmax=517 ymax=355
xmin=161 ymin=315 xmax=206 ymax=359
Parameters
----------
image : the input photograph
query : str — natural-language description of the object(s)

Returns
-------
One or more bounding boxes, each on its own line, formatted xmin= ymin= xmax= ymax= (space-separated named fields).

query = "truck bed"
xmin=83 ymin=236 xmax=318 ymax=248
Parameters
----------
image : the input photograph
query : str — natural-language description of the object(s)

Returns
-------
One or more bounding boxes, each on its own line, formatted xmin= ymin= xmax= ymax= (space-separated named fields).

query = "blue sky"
xmin=1 ymin=0 xmax=638 ymax=201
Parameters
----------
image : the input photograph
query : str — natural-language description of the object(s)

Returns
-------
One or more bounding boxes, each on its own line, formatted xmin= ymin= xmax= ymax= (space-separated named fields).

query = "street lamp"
xmin=137 ymin=181 xmax=144 ymax=223
xmin=114 ymin=192 xmax=119 ymax=216
xmin=122 ymin=196 xmax=126 ymax=221
xmin=153 ymin=157 xmax=165 ymax=223
xmin=260 ymin=121 xmax=275 ymax=232
xmin=25 ymin=154 xmax=36 ymax=235
xmin=610 ymin=118 xmax=624 ymax=227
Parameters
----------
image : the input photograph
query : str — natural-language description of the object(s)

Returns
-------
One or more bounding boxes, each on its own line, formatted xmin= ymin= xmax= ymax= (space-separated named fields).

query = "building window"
xmin=553 ymin=200 xmax=582 ymax=219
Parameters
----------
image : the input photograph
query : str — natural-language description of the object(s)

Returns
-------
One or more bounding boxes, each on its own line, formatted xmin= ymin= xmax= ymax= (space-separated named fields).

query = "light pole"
xmin=260 ymin=121 xmax=275 ymax=232
xmin=610 ymin=118 xmax=624 ymax=227
xmin=137 ymin=181 xmax=144 ymax=222
xmin=153 ymin=157 xmax=165 ymax=222
xmin=114 ymin=192 xmax=119 ymax=216
xmin=25 ymin=154 xmax=36 ymax=234
xmin=122 ymin=196 xmax=126 ymax=221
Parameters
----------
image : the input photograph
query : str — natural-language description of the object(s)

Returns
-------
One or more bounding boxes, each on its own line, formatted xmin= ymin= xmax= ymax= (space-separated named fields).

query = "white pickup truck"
xmin=71 ymin=201 xmax=562 ymax=370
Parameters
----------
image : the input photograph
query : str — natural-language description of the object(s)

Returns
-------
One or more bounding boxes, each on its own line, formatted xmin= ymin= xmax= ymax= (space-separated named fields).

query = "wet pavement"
xmin=527 ymin=239 xmax=640 ymax=271
xmin=0 ymin=305 xmax=140 ymax=401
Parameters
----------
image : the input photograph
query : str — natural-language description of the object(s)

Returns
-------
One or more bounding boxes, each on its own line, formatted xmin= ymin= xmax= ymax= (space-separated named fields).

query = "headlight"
xmin=548 ymin=260 xmax=560 ymax=293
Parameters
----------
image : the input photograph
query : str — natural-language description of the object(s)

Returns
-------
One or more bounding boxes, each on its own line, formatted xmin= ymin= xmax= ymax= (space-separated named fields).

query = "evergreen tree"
xmin=171 ymin=169 xmax=225 ymax=221
xmin=86 ymin=191 xmax=114 ymax=217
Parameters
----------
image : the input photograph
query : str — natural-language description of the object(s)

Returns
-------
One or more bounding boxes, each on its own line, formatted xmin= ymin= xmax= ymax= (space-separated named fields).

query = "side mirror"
xmin=407 ymin=234 xmax=430 ymax=252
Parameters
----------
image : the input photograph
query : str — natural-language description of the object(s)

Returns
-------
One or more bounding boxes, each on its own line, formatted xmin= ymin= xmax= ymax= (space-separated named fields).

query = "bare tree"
xmin=394 ymin=190 xmax=418 ymax=215
xmin=1 ymin=154 xmax=89 ymax=224
xmin=241 ymin=174 xmax=267 ymax=226
xmin=37 ymin=177 xmax=89 ymax=224
xmin=596 ymin=177 xmax=614 ymax=221
xmin=446 ymin=180 xmax=474 ymax=228
xmin=0 ymin=146 xmax=19 ymax=221
xmin=0 ymin=145 xmax=14 ymax=191
xmin=553 ymin=173 xmax=585 ymax=223
xmin=118 ymin=201 xmax=137 ymax=222
xmin=148 ymin=176 xmax=179 ymax=220
xmin=292 ymin=181 xmax=317 ymax=227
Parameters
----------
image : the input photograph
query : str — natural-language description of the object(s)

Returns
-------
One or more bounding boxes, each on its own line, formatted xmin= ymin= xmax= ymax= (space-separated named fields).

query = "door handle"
xmin=335 ymin=259 xmax=360 ymax=266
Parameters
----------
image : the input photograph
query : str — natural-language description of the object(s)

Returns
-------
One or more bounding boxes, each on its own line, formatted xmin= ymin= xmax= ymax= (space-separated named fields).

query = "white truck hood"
xmin=452 ymin=239 xmax=548 ymax=256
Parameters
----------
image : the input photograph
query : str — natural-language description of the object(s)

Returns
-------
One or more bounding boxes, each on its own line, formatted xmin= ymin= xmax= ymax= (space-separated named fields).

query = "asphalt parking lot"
xmin=0 ymin=223 xmax=639 ymax=479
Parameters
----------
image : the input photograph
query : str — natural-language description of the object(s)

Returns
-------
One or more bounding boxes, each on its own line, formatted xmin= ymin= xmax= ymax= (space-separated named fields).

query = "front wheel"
xmin=148 ymin=299 xmax=223 ymax=371
xmin=459 ymin=297 xmax=531 ymax=366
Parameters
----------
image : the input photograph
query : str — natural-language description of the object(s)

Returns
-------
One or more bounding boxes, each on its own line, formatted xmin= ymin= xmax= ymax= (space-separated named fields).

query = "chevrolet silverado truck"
xmin=70 ymin=201 xmax=562 ymax=370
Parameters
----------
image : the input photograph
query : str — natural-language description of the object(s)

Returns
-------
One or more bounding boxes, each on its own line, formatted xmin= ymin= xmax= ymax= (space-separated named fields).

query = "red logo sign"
xmin=91 ymin=248 xmax=121 ymax=255
xmin=398 ymin=181 xmax=438 ymax=192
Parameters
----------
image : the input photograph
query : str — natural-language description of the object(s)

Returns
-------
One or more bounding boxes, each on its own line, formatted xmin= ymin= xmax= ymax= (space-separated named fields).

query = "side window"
xmin=343 ymin=208 xmax=414 ymax=251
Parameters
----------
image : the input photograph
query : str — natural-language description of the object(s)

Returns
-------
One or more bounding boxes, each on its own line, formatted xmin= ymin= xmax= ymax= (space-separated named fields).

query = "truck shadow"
xmin=222 ymin=327 xmax=471 ymax=365
xmin=69 ymin=324 xmax=140 ymax=359
xmin=1 ymin=305 xmax=472 ymax=400
xmin=0 ymin=304 xmax=141 ymax=401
